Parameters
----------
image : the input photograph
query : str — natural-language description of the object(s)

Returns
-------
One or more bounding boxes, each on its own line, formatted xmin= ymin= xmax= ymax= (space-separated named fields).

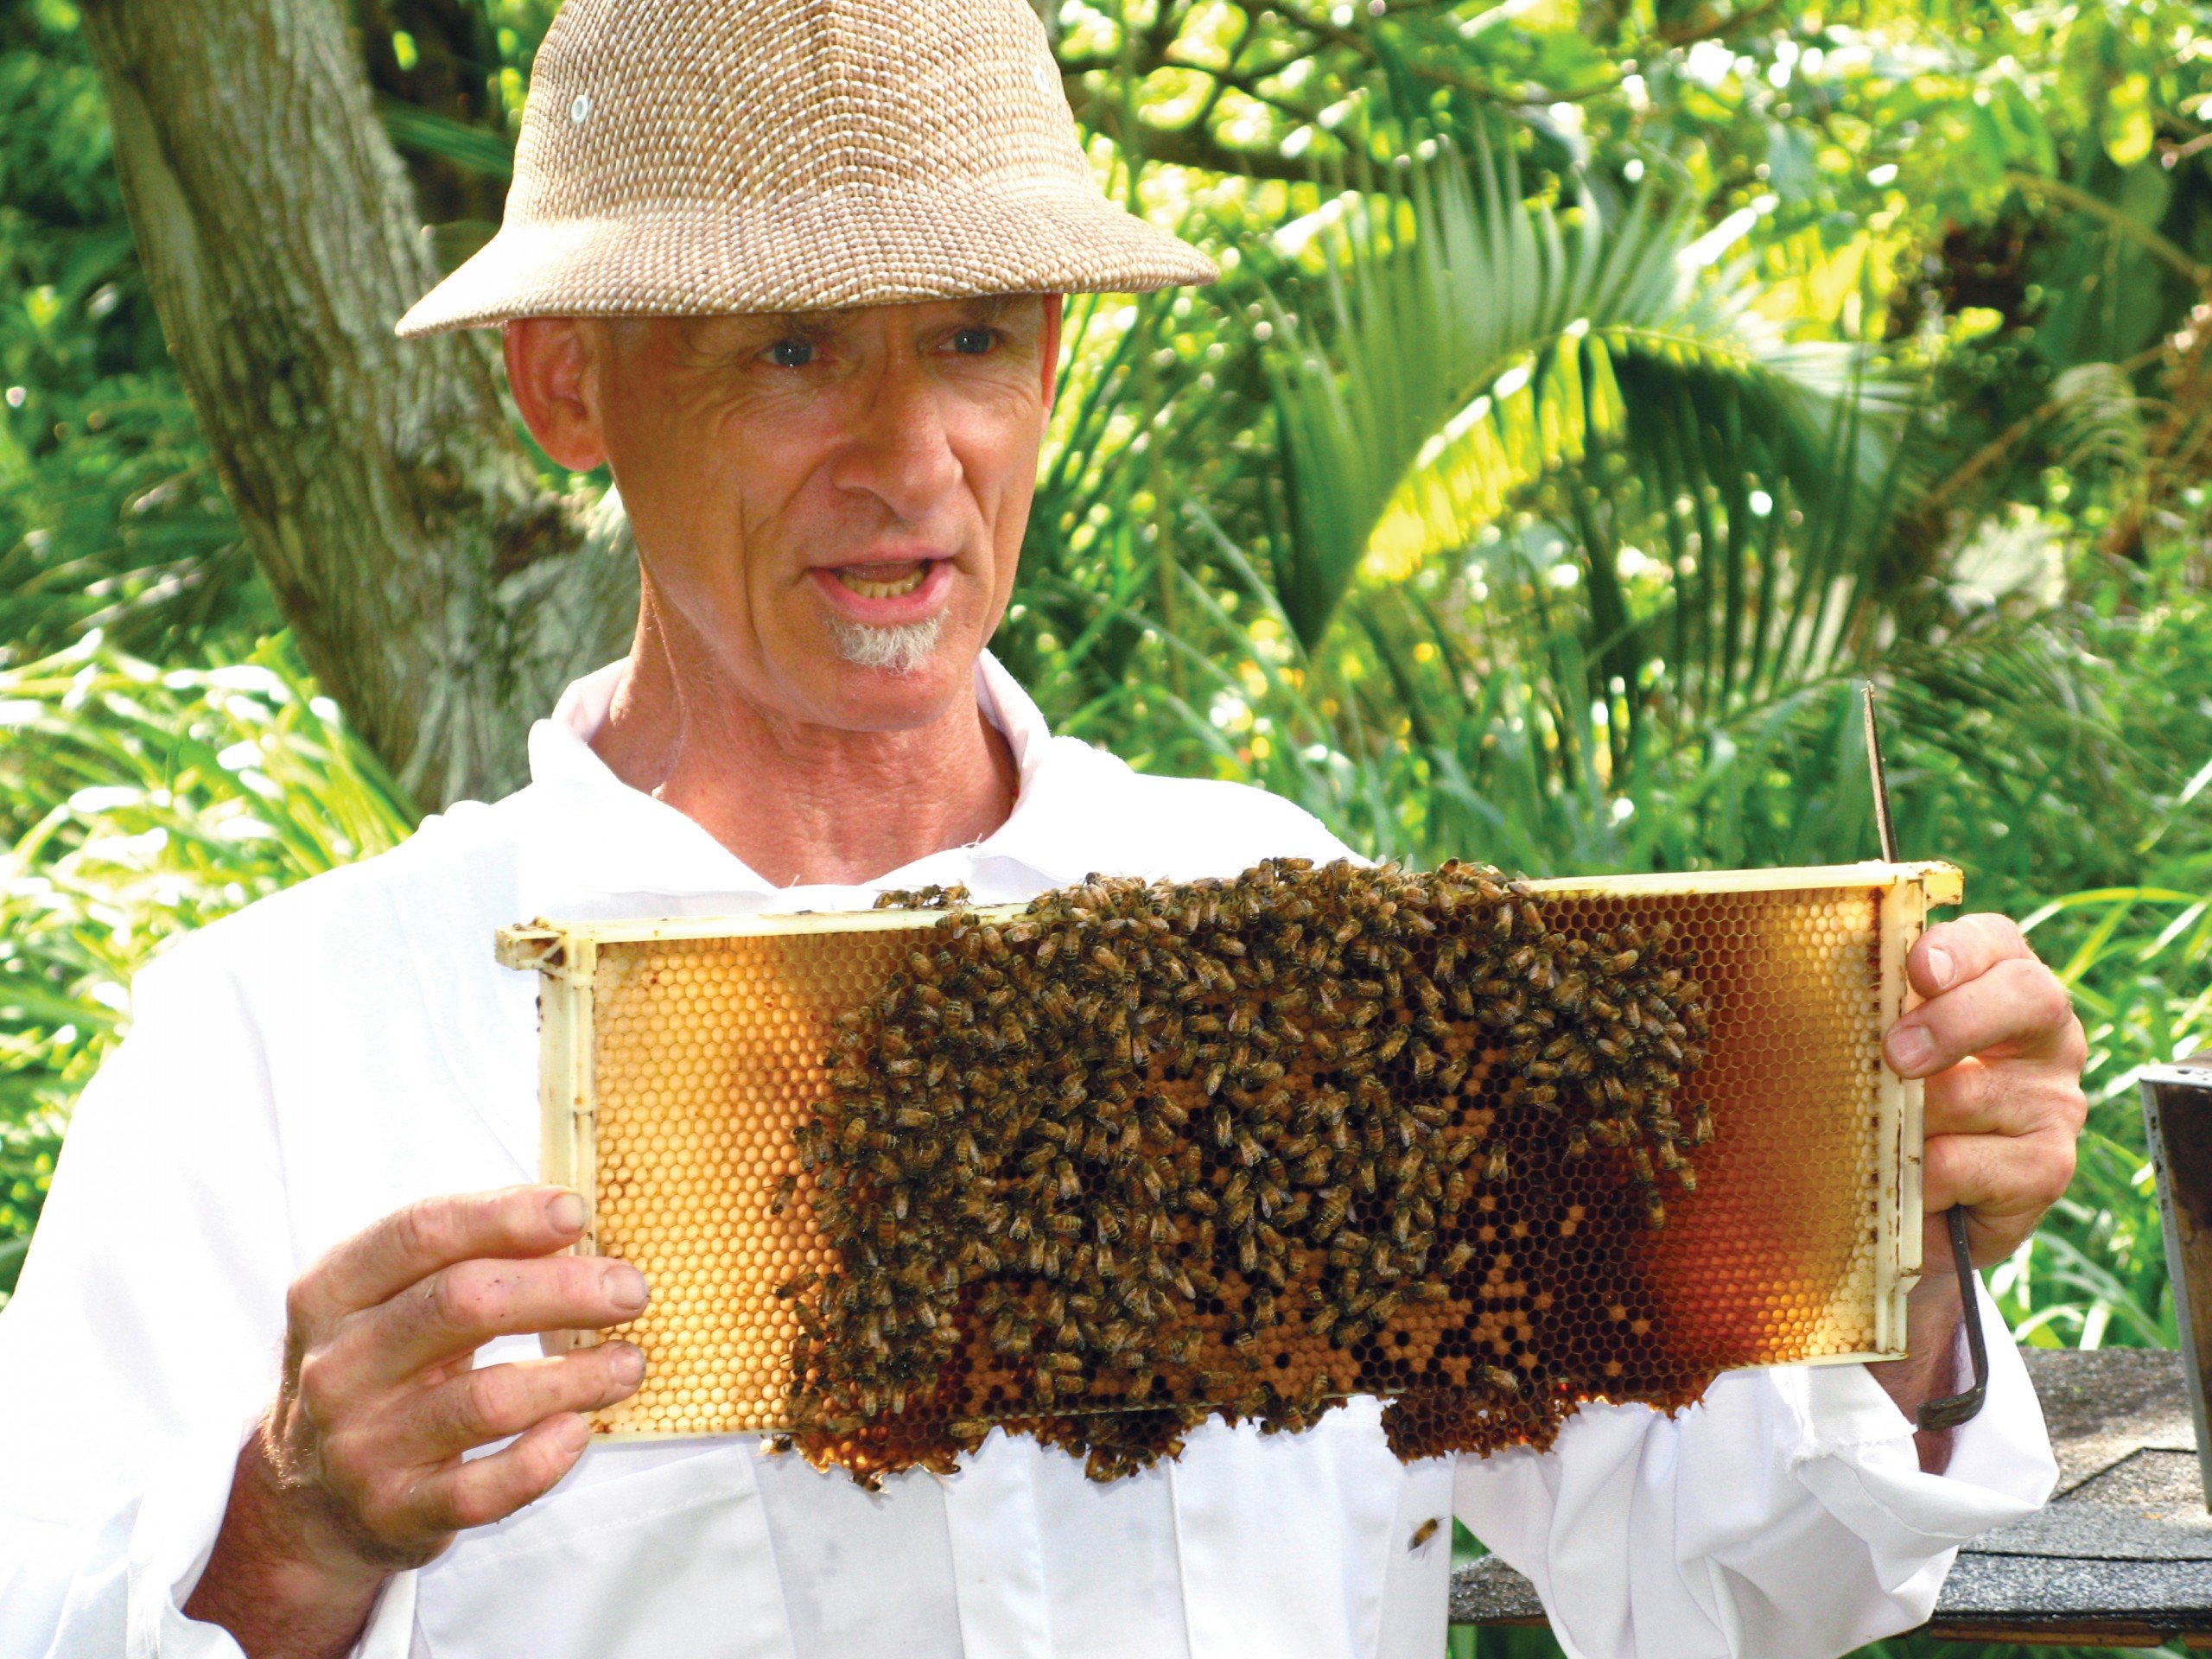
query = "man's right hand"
xmin=184 ymin=1186 xmax=648 ymax=1659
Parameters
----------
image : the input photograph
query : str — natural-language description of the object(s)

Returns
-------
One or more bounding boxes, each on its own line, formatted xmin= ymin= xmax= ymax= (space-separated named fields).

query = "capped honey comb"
xmin=496 ymin=858 xmax=1956 ymax=1482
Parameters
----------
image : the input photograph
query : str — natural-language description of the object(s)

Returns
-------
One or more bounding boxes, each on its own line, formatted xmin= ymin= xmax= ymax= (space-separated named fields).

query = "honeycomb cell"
xmin=569 ymin=925 xmax=919 ymax=1438
xmin=497 ymin=858 xmax=1948 ymax=1484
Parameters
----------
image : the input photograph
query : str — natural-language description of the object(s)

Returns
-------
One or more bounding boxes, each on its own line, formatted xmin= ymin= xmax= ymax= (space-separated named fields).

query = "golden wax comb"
xmin=496 ymin=858 xmax=1957 ymax=1484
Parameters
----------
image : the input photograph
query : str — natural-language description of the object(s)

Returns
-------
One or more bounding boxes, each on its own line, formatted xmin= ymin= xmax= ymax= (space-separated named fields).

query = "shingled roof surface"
xmin=1451 ymin=1348 xmax=2212 ymax=1644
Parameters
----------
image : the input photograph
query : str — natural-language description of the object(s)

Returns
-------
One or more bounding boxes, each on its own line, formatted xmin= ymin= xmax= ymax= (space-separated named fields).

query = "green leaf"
xmin=375 ymin=97 xmax=515 ymax=181
xmin=1262 ymin=135 xmax=1902 ymax=652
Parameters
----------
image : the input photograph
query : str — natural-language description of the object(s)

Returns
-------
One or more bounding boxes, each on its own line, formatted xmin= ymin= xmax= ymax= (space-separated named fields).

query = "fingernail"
xmin=1927 ymin=944 xmax=1957 ymax=989
xmin=610 ymin=1343 xmax=645 ymax=1385
xmin=555 ymin=1414 xmax=592 ymax=1454
xmin=548 ymin=1191 xmax=588 ymax=1233
xmin=1887 ymin=1025 xmax=1934 ymax=1072
xmin=603 ymin=1262 xmax=649 ymax=1312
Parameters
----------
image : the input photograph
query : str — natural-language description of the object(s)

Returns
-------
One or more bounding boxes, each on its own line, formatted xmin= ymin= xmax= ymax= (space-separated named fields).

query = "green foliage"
xmin=0 ymin=0 xmax=274 ymax=663
xmin=0 ymin=635 xmax=414 ymax=1292
xmin=1263 ymin=135 xmax=1901 ymax=658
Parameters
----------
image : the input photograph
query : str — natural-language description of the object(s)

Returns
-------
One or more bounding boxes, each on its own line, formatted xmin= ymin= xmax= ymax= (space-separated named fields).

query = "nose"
xmin=829 ymin=349 xmax=963 ymax=523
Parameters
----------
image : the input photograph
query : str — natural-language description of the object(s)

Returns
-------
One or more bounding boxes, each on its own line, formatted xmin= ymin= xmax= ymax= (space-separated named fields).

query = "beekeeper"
xmin=0 ymin=3 xmax=2085 ymax=1657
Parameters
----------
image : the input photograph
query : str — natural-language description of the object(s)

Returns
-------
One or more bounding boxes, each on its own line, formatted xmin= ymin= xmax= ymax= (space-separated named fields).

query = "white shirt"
xmin=0 ymin=653 xmax=2056 ymax=1659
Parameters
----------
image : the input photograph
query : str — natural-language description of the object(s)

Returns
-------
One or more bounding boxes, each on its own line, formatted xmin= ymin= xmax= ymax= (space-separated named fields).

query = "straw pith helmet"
xmin=394 ymin=0 xmax=1219 ymax=337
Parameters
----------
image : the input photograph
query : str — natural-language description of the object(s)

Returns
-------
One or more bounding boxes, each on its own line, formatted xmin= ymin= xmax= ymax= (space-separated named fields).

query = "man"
xmin=0 ymin=2 xmax=2083 ymax=1656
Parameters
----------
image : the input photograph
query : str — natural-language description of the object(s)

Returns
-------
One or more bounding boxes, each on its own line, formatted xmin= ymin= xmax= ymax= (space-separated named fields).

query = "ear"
xmin=504 ymin=318 xmax=610 ymax=473
xmin=1039 ymin=294 xmax=1065 ymax=415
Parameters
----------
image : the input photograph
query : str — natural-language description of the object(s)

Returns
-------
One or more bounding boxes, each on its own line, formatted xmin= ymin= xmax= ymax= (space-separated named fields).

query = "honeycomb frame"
xmin=493 ymin=860 xmax=1961 ymax=1447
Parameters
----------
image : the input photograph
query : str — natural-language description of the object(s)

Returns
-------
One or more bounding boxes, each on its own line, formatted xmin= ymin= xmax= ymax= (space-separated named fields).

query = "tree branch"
xmin=1655 ymin=0 xmax=1786 ymax=49
xmin=1065 ymin=79 xmax=1333 ymax=184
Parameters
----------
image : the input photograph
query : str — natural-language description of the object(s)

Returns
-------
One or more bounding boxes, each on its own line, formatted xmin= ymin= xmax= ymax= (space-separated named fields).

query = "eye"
xmin=766 ymin=338 xmax=815 ymax=368
xmin=950 ymin=327 xmax=996 ymax=356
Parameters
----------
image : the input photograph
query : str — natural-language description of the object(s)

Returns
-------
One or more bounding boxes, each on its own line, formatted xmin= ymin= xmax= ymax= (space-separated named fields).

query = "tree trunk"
xmin=78 ymin=0 xmax=635 ymax=809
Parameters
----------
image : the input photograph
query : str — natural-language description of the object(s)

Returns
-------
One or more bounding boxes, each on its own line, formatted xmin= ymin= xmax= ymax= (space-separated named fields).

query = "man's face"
xmin=524 ymin=296 xmax=1059 ymax=734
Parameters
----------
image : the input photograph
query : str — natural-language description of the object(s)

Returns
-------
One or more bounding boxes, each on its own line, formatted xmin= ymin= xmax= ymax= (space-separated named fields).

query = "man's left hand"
xmin=1868 ymin=912 xmax=2088 ymax=1462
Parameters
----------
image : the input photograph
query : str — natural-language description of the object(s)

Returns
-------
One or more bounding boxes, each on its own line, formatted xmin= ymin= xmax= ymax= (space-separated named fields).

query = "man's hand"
xmin=184 ymin=1186 xmax=649 ymax=1659
xmin=1868 ymin=914 xmax=2087 ymax=1467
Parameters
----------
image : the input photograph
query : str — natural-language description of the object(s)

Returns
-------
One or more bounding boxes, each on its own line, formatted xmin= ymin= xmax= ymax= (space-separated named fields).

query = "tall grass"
xmin=0 ymin=633 xmax=414 ymax=1293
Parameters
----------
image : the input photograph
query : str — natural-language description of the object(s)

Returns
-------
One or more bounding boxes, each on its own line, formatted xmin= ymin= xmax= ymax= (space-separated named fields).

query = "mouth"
xmin=828 ymin=560 xmax=932 ymax=600
xmin=810 ymin=552 xmax=957 ymax=626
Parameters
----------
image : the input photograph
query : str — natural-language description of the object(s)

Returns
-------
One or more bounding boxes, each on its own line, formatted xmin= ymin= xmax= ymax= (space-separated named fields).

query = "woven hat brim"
xmin=395 ymin=185 xmax=1218 ymax=337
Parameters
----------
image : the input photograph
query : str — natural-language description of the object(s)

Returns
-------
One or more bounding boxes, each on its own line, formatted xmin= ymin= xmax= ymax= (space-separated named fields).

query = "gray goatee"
xmin=828 ymin=615 xmax=947 ymax=676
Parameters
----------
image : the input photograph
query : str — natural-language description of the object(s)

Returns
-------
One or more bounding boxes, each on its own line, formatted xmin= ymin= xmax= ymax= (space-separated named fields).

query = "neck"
xmin=587 ymin=601 xmax=1020 ymax=889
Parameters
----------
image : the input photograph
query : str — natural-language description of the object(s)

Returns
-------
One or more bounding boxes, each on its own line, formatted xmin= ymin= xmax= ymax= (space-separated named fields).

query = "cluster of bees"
xmin=783 ymin=858 xmax=1713 ymax=1484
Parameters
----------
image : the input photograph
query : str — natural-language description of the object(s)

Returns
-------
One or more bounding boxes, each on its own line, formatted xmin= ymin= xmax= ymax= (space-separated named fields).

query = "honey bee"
xmin=787 ymin=853 xmax=1723 ymax=1483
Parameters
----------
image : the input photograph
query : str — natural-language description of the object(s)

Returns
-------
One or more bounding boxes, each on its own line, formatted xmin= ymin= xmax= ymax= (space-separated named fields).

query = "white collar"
xmin=516 ymin=651 xmax=1090 ymax=912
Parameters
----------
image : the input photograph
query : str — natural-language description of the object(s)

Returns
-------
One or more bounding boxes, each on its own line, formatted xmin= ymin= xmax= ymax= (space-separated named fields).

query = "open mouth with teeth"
xmin=830 ymin=561 xmax=931 ymax=599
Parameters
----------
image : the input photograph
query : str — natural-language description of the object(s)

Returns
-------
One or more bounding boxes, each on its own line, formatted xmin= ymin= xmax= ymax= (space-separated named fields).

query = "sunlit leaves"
xmin=1260 ymin=137 xmax=1898 ymax=677
xmin=0 ymin=6 xmax=273 ymax=663
xmin=0 ymin=634 xmax=415 ymax=1287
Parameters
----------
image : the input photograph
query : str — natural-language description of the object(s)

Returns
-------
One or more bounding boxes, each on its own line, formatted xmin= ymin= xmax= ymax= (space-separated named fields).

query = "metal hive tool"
xmin=496 ymin=858 xmax=1960 ymax=1484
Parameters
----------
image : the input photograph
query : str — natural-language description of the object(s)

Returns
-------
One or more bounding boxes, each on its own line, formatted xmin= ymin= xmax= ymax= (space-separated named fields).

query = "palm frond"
xmin=1262 ymin=136 xmax=1904 ymax=652
xmin=2044 ymin=361 xmax=2153 ymax=475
